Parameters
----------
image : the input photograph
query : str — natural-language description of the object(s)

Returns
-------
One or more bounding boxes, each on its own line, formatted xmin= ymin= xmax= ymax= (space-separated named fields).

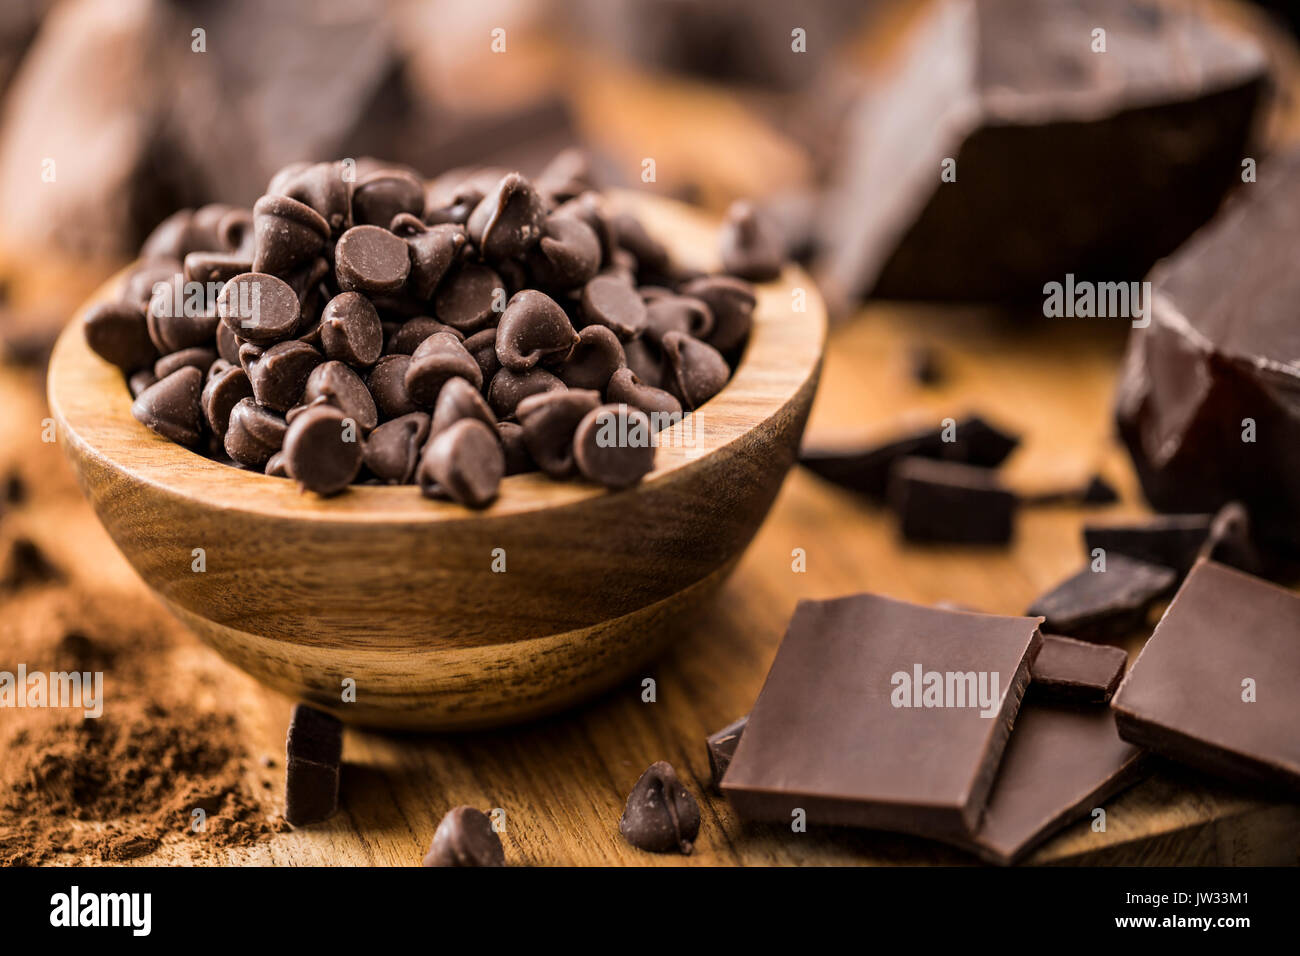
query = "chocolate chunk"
xmin=244 ymin=340 xmax=322 ymax=413
xmin=1025 ymin=555 xmax=1177 ymax=640
xmin=405 ymin=332 xmax=483 ymax=407
xmin=557 ymin=325 xmax=626 ymax=391
xmin=722 ymin=594 xmax=1041 ymax=838
xmin=888 ymin=457 xmax=1018 ymax=544
xmin=83 ymin=301 xmax=156 ymax=371
xmin=816 ymin=0 xmax=1266 ymax=308
xmin=430 ymin=376 xmax=497 ymax=439
xmin=487 ymin=367 xmax=565 ymax=420
xmin=801 ymin=414 xmax=1020 ymax=499
xmin=661 ymin=332 xmax=729 ymax=411
xmin=1117 ymin=154 xmax=1300 ymax=550
xmin=362 ymin=412 xmax=430 ymax=485
xmin=706 ymin=715 xmax=748 ymax=791
xmin=619 ymin=761 xmax=700 ymax=855
xmin=368 ymin=354 xmax=418 ymax=420
xmin=252 ymin=194 xmax=329 ymax=278
xmin=718 ymin=200 xmax=783 ymax=282
xmin=679 ymin=275 xmax=755 ymax=354
xmin=216 ymin=273 xmax=301 ymax=345
xmin=224 ymin=398 xmax=287 ymax=468
xmin=319 ymin=293 xmax=382 ymax=368
xmin=1083 ymin=513 xmax=1214 ymax=578
xmin=422 ymin=806 xmax=506 ymax=867
xmin=495 ymin=291 xmax=578 ymax=372
xmin=466 ymin=172 xmax=546 ymax=260
xmin=961 ymin=704 xmax=1146 ymax=865
xmin=201 ymin=363 xmax=254 ymax=438
xmin=434 ymin=261 xmax=505 ymax=334
xmin=282 ymin=404 xmax=364 ymax=496
xmin=131 ymin=366 xmax=204 ymax=446
xmin=417 ymin=418 xmax=504 ymax=509
xmin=397 ymin=221 xmax=466 ymax=301
xmin=335 ymin=225 xmax=411 ymax=296
xmin=302 ymin=361 xmax=378 ymax=434
xmin=1030 ymin=634 xmax=1128 ymax=704
xmin=517 ymin=389 xmax=602 ymax=479
xmin=581 ymin=274 xmax=647 ymax=339
xmin=284 ymin=704 xmax=343 ymax=827
xmin=1113 ymin=561 xmax=1300 ymax=795
xmin=605 ymin=367 xmax=681 ymax=426
xmin=573 ymin=404 xmax=657 ymax=489
xmin=154 ymin=346 xmax=216 ymax=380
xmin=526 ymin=212 xmax=601 ymax=289
xmin=350 ymin=168 xmax=424 ymax=228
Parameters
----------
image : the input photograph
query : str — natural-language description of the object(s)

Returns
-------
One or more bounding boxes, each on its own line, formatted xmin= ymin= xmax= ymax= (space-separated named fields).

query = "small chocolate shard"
xmin=1083 ymin=513 xmax=1214 ymax=577
xmin=1029 ymin=634 xmax=1127 ymax=704
xmin=1026 ymin=555 xmax=1177 ymax=640
xmin=706 ymin=715 xmax=748 ymax=790
xmin=619 ymin=761 xmax=700 ymax=855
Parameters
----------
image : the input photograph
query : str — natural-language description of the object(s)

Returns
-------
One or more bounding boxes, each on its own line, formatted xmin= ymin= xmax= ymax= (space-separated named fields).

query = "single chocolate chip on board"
xmin=282 ymin=404 xmax=364 ymax=496
xmin=619 ymin=761 xmax=701 ymax=854
xmin=422 ymin=806 xmax=506 ymax=867
xmin=574 ymin=403 xmax=657 ymax=489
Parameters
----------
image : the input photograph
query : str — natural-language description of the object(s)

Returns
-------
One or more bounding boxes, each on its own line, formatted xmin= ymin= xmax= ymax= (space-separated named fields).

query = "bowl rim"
xmin=48 ymin=190 xmax=826 ymax=525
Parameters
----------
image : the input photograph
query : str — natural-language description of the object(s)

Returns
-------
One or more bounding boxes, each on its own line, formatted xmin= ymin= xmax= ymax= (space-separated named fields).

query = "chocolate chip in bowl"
xmin=47 ymin=156 xmax=826 ymax=730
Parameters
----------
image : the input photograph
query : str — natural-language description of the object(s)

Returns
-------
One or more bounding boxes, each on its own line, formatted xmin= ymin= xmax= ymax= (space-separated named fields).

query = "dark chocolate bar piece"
xmin=816 ymin=0 xmax=1265 ymax=308
xmin=284 ymin=704 xmax=343 ymax=827
xmin=1030 ymin=634 xmax=1127 ymax=704
xmin=1083 ymin=513 xmax=1214 ymax=577
xmin=1112 ymin=561 xmax=1300 ymax=796
xmin=889 ymin=457 xmax=1017 ymax=544
xmin=1026 ymin=555 xmax=1175 ymax=641
xmin=962 ymin=704 xmax=1146 ymax=865
xmin=706 ymin=715 xmax=748 ymax=791
xmin=800 ymin=414 xmax=1018 ymax=499
xmin=1117 ymin=153 xmax=1300 ymax=551
xmin=722 ymin=594 xmax=1041 ymax=839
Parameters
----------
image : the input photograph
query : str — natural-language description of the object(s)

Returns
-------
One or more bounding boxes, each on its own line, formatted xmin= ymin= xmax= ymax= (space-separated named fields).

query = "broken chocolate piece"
xmin=888 ymin=457 xmax=1017 ymax=544
xmin=706 ymin=715 xmax=748 ymax=791
xmin=284 ymin=703 xmax=343 ymax=827
xmin=1083 ymin=513 xmax=1214 ymax=577
xmin=1025 ymin=555 xmax=1176 ymax=641
xmin=1030 ymin=634 xmax=1127 ymax=704
xmin=722 ymin=594 xmax=1041 ymax=839
xmin=422 ymin=806 xmax=506 ymax=867
xmin=1112 ymin=561 xmax=1300 ymax=796
xmin=619 ymin=761 xmax=700 ymax=855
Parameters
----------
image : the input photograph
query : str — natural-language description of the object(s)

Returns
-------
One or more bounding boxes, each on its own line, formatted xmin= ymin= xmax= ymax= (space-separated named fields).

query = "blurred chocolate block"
xmin=1116 ymin=152 xmax=1300 ymax=553
xmin=815 ymin=0 xmax=1267 ymax=309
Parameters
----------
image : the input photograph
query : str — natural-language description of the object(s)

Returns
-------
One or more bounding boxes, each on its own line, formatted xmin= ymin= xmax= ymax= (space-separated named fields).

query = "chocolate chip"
xmin=405 ymin=332 xmax=483 ymax=407
xmin=623 ymin=338 xmax=666 ymax=389
xmin=557 ymin=325 xmax=626 ymax=391
xmin=303 ymin=360 xmax=379 ymax=433
xmin=153 ymin=346 xmax=216 ymax=380
xmin=320 ymin=292 xmax=382 ymax=368
xmin=362 ymin=412 xmax=430 ymax=484
xmin=224 ymin=397 xmax=287 ymax=467
xmin=265 ymin=451 xmax=290 ymax=477
xmin=120 ymin=259 xmax=182 ymax=313
xmin=433 ymin=261 xmax=504 ymax=333
xmin=386 ymin=316 xmax=463 ymax=356
xmin=719 ymin=199 xmax=783 ymax=282
xmin=351 ymin=168 xmax=424 ymax=228
xmin=83 ymin=301 xmax=157 ymax=371
xmin=555 ymin=191 xmax=617 ymax=265
xmin=495 ymin=290 xmax=578 ymax=372
xmin=252 ymin=194 xmax=330 ymax=277
xmin=183 ymin=251 xmax=253 ymax=288
xmin=679 ymin=275 xmax=756 ymax=353
xmin=581 ymin=274 xmax=647 ymax=339
xmin=201 ymin=363 xmax=253 ymax=438
xmin=284 ymin=704 xmax=342 ymax=827
xmin=243 ymin=340 xmax=322 ymax=413
xmin=525 ymin=213 xmax=601 ymax=289
xmin=422 ymin=806 xmax=506 ymax=867
xmin=430 ymin=376 xmax=497 ymax=437
xmin=462 ymin=327 xmax=501 ymax=383
xmin=487 ymin=367 xmax=565 ymax=419
xmin=643 ymin=293 xmax=714 ymax=344
xmin=215 ymin=321 xmax=242 ymax=364
xmin=619 ymin=761 xmax=700 ymax=854
xmin=368 ymin=354 xmax=418 ymax=420
xmin=613 ymin=212 xmax=671 ymax=276
xmin=397 ymin=220 xmax=466 ymax=301
xmin=605 ymin=367 xmax=681 ymax=425
xmin=661 ymin=332 xmax=729 ymax=410
xmin=217 ymin=272 xmax=302 ymax=345
xmin=131 ymin=366 xmax=204 ymax=446
xmin=282 ymin=403 xmax=364 ymax=496
xmin=417 ymin=418 xmax=504 ymax=508
xmin=517 ymin=389 xmax=601 ymax=479
xmin=270 ymin=161 xmax=352 ymax=236
xmin=128 ymin=369 xmax=158 ymax=398
xmin=536 ymin=147 xmax=598 ymax=205
xmin=467 ymin=172 xmax=546 ymax=260
xmin=574 ymin=403 xmax=656 ymax=489
xmin=496 ymin=421 xmax=534 ymax=475
xmin=335 ymin=225 xmax=411 ymax=295
xmin=146 ymin=288 xmax=220 ymax=354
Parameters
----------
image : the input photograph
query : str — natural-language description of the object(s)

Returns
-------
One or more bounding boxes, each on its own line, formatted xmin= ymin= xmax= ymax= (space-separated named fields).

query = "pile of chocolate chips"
xmin=82 ymin=151 xmax=768 ymax=506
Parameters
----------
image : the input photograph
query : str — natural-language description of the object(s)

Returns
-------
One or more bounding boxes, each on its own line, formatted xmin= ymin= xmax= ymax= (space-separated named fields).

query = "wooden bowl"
xmin=46 ymin=192 xmax=825 ymax=729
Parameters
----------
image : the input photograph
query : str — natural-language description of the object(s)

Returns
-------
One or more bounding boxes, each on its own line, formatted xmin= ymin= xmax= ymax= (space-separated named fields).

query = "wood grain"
xmin=45 ymin=191 xmax=826 ymax=729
